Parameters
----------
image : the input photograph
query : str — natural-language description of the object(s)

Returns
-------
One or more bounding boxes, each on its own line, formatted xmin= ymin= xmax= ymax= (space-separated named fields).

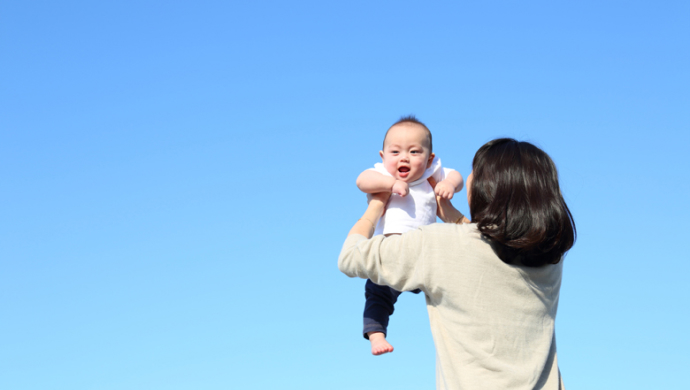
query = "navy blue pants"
xmin=362 ymin=279 xmax=422 ymax=339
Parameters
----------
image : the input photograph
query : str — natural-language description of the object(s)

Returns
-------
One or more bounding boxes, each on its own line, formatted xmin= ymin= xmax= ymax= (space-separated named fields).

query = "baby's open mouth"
xmin=398 ymin=166 xmax=410 ymax=178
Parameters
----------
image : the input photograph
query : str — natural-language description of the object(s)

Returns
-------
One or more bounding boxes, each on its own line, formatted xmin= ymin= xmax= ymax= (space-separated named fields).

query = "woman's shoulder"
xmin=419 ymin=222 xmax=479 ymax=234
xmin=416 ymin=222 xmax=485 ymax=245
xmin=414 ymin=223 xmax=500 ymax=274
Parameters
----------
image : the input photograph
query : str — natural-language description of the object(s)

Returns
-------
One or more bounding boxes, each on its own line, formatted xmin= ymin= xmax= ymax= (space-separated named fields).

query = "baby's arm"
xmin=428 ymin=177 xmax=471 ymax=224
xmin=356 ymin=170 xmax=409 ymax=197
xmin=434 ymin=170 xmax=464 ymax=200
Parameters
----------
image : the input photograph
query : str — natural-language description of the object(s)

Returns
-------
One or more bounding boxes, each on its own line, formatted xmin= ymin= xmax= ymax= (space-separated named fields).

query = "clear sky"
xmin=1 ymin=1 xmax=688 ymax=389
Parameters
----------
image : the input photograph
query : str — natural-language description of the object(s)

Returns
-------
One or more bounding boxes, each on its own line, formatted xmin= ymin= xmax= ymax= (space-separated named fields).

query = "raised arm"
xmin=356 ymin=169 xmax=409 ymax=197
xmin=436 ymin=197 xmax=471 ymax=224
xmin=339 ymin=191 xmax=427 ymax=292
xmin=348 ymin=192 xmax=390 ymax=238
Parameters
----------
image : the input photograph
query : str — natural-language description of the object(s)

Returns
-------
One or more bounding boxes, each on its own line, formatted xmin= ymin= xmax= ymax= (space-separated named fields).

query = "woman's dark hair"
xmin=470 ymin=138 xmax=576 ymax=267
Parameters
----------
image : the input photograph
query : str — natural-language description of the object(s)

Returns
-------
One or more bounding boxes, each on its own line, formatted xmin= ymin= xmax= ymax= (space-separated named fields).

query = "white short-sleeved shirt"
xmin=369 ymin=156 xmax=455 ymax=235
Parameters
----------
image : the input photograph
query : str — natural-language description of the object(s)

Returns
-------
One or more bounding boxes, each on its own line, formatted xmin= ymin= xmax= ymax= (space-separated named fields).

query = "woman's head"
xmin=469 ymin=138 xmax=576 ymax=267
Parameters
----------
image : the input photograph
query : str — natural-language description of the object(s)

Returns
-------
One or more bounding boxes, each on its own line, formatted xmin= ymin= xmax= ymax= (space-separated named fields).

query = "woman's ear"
xmin=427 ymin=153 xmax=436 ymax=168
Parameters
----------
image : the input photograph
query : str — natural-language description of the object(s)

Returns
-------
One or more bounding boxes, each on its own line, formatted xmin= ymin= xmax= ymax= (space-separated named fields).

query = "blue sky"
xmin=1 ymin=1 xmax=688 ymax=389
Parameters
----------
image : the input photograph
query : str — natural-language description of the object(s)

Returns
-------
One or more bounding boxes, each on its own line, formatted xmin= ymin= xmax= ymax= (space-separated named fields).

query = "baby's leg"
xmin=363 ymin=279 xmax=403 ymax=355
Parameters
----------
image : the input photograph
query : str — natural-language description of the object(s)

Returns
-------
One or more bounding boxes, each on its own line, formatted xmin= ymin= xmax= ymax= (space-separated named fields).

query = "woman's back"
xmin=420 ymin=223 xmax=563 ymax=389
xmin=340 ymin=221 xmax=565 ymax=389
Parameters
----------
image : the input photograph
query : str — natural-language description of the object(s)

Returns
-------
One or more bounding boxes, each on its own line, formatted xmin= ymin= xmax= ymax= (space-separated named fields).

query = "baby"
xmin=356 ymin=116 xmax=464 ymax=355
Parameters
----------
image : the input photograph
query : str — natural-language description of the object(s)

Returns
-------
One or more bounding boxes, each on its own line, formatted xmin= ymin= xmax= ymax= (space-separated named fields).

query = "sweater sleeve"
xmin=338 ymin=230 xmax=428 ymax=292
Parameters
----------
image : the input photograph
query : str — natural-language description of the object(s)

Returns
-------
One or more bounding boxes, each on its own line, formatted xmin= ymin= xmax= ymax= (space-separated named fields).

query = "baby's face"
xmin=380 ymin=123 xmax=434 ymax=183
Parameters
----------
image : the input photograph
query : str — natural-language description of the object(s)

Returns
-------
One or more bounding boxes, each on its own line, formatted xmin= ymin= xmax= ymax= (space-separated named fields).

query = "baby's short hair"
xmin=383 ymin=115 xmax=433 ymax=154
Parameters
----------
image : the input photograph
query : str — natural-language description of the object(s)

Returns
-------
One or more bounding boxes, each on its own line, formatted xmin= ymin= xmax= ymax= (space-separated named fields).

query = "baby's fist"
xmin=392 ymin=180 xmax=409 ymax=197
xmin=434 ymin=181 xmax=455 ymax=200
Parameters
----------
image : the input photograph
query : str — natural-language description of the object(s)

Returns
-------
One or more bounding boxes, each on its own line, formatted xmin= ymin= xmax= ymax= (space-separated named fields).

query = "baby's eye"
xmin=411 ymin=150 xmax=420 ymax=154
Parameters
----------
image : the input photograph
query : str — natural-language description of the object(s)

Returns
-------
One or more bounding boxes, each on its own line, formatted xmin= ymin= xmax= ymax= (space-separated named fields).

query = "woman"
xmin=339 ymin=138 xmax=575 ymax=390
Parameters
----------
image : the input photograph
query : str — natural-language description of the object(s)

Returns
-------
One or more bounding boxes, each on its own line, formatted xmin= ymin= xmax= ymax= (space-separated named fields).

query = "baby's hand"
xmin=391 ymin=180 xmax=409 ymax=197
xmin=434 ymin=180 xmax=455 ymax=200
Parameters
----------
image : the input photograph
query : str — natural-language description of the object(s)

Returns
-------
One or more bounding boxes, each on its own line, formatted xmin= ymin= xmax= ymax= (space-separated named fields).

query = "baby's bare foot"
xmin=368 ymin=332 xmax=394 ymax=356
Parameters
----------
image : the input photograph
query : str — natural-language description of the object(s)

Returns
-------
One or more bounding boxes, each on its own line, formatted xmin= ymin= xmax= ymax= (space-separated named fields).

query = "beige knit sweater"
xmin=339 ymin=223 xmax=565 ymax=390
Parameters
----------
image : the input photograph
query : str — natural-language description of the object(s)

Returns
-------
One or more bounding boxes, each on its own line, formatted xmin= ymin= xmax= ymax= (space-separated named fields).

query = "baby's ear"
xmin=427 ymin=153 xmax=435 ymax=168
xmin=379 ymin=150 xmax=385 ymax=160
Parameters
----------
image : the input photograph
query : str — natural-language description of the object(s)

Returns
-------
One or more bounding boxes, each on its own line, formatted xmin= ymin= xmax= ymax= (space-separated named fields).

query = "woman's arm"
xmin=437 ymin=197 xmax=471 ymax=224
xmin=348 ymin=192 xmax=390 ymax=238
xmin=338 ymin=196 xmax=427 ymax=292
